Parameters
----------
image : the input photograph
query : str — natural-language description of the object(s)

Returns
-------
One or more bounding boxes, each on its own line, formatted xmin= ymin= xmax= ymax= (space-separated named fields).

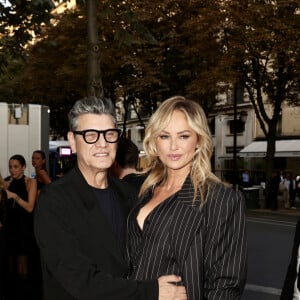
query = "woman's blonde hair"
xmin=139 ymin=96 xmax=221 ymax=203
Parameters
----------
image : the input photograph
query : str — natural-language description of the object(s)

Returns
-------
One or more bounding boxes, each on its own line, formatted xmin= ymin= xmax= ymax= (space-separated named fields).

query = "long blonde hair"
xmin=139 ymin=96 xmax=221 ymax=203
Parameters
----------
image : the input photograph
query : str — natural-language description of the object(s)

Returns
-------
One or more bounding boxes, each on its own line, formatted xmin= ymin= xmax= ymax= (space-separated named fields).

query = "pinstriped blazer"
xmin=127 ymin=176 xmax=247 ymax=300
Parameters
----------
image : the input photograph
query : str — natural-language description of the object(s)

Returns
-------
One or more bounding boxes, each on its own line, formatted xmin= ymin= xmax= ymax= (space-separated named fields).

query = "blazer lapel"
xmin=169 ymin=177 xmax=203 ymax=270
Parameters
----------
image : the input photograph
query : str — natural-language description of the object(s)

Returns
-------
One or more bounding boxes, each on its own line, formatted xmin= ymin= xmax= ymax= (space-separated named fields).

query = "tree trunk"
xmin=264 ymin=120 xmax=277 ymax=208
xmin=87 ymin=0 xmax=103 ymax=97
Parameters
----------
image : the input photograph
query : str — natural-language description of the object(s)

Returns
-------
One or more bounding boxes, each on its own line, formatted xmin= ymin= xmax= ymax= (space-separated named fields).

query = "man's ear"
xmin=67 ymin=131 xmax=76 ymax=154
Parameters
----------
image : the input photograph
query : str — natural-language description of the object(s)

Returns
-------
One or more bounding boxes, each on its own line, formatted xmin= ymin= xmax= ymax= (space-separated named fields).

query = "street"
xmin=242 ymin=210 xmax=300 ymax=299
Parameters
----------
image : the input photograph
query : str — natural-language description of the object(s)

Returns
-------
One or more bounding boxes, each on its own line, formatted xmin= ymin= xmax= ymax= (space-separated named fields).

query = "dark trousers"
xmin=290 ymin=190 xmax=296 ymax=207
xmin=0 ymin=229 xmax=7 ymax=299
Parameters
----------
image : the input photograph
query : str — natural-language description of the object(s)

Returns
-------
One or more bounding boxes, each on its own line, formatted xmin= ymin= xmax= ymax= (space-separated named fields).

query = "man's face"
xmin=68 ymin=113 xmax=118 ymax=178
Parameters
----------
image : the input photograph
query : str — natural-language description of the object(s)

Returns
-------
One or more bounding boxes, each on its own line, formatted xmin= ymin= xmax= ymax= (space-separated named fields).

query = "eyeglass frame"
xmin=72 ymin=128 xmax=122 ymax=144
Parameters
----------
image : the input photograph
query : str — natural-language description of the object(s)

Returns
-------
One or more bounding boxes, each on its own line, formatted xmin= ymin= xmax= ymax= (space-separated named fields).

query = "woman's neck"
xmin=162 ymin=168 xmax=190 ymax=190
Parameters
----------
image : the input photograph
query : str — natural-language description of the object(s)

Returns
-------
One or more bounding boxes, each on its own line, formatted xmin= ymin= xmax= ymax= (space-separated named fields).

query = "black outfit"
xmin=122 ymin=173 xmax=146 ymax=194
xmin=34 ymin=165 xmax=157 ymax=300
xmin=127 ymin=177 xmax=247 ymax=300
xmin=281 ymin=219 xmax=300 ymax=299
xmin=36 ymin=180 xmax=45 ymax=192
xmin=6 ymin=176 xmax=35 ymax=255
xmin=267 ymin=174 xmax=280 ymax=210
xmin=0 ymin=189 xmax=8 ymax=299
xmin=289 ymin=179 xmax=297 ymax=208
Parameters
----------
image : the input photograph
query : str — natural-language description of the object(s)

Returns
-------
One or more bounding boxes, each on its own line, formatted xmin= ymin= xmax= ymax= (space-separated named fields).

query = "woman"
xmin=0 ymin=174 xmax=8 ymax=299
xmin=32 ymin=150 xmax=51 ymax=194
xmin=127 ymin=96 xmax=247 ymax=299
xmin=5 ymin=154 xmax=37 ymax=279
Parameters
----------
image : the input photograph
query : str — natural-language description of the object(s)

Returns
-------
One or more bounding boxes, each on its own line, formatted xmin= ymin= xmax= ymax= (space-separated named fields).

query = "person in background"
xmin=281 ymin=218 xmax=300 ymax=299
xmin=32 ymin=150 xmax=51 ymax=194
xmin=279 ymin=172 xmax=290 ymax=209
xmin=111 ymin=137 xmax=146 ymax=193
xmin=297 ymin=176 xmax=300 ymax=199
xmin=5 ymin=154 xmax=38 ymax=299
xmin=0 ymin=173 xmax=8 ymax=300
xmin=34 ymin=96 xmax=186 ymax=300
xmin=241 ymin=170 xmax=251 ymax=188
xmin=127 ymin=96 xmax=247 ymax=299
xmin=266 ymin=171 xmax=280 ymax=210
xmin=289 ymin=173 xmax=297 ymax=209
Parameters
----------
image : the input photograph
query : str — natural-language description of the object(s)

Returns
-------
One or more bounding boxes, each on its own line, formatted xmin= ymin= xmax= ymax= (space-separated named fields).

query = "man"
xmin=110 ymin=137 xmax=146 ymax=193
xmin=34 ymin=97 xmax=185 ymax=300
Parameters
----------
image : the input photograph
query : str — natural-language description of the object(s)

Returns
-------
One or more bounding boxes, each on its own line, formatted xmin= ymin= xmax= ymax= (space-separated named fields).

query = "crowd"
xmin=266 ymin=171 xmax=300 ymax=210
xmin=0 ymin=95 xmax=299 ymax=300
xmin=0 ymin=150 xmax=51 ymax=300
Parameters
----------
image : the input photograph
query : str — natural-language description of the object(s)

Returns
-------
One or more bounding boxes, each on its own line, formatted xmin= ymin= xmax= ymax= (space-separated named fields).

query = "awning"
xmin=239 ymin=140 xmax=300 ymax=157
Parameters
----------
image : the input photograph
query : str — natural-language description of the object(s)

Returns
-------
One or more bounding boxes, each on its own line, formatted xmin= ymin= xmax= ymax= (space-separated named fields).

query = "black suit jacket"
xmin=281 ymin=219 xmax=300 ymax=300
xmin=127 ymin=177 xmax=247 ymax=299
xmin=34 ymin=166 xmax=157 ymax=300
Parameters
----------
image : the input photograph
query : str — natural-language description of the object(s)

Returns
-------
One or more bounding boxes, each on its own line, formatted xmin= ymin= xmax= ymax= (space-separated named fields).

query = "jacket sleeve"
xmin=280 ymin=219 xmax=300 ymax=300
xmin=182 ymin=187 xmax=247 ymax=299
xmin=34 ymin=185 xmax=158 ymax=300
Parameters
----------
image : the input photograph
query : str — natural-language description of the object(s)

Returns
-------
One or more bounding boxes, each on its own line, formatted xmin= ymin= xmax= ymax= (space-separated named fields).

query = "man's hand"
xmin=158 ymin=275 xmax=187 ymax=300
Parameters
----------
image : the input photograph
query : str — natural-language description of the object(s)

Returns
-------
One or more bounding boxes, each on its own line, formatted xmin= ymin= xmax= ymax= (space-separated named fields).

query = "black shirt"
xmin=92 ymin=186 xmax=124 ymax=251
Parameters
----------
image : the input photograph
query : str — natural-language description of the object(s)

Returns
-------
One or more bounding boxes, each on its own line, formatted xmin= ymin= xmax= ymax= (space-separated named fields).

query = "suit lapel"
xmin=169 ymin=177 xmax=203 ymax=270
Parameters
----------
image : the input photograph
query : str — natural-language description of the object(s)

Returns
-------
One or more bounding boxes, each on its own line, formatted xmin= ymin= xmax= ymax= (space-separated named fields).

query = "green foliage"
xmin=0 ymin=0 xmax=53 ymax=57
xmin=1 ymin=0 xmax=299 ymax=138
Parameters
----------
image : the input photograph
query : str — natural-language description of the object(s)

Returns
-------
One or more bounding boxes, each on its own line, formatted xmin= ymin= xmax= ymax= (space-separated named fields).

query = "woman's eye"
xmin=159 ymin=135 xmax=169 ymax=140
xmin=180 ymin=135 xmax=190 ymax=139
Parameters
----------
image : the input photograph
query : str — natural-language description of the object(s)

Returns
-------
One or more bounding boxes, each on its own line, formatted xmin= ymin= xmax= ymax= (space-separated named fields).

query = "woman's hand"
xmin=6 ymin=190 xmax=17 ymax=200
xmin=158 ymin=275 xmax=187 ymax=300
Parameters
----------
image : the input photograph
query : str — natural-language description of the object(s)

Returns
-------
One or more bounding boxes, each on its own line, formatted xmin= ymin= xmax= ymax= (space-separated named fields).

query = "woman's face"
xmin=9 ymin=159 xmax=25 ymax=179
xmin=32 ymin=152 xmax=45 ymax=169
xmin=155 ymin=110 xmax=198 ymax=173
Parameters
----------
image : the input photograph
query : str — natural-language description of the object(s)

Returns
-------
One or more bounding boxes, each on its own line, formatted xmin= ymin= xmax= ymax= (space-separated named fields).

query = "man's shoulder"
xmin=41 ymin=168 xmax=81 ymax=197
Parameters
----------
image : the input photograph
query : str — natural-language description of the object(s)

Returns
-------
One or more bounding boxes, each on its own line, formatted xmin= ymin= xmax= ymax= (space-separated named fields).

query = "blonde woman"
xmin=127 ymin=96 xmax=247 ymax=299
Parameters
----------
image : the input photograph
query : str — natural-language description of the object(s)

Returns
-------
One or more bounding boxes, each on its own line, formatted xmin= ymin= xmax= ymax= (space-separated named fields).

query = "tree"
xmin=0 ymin=0 xmax=54 ymax=79
xmin=218 ymin=0 xmax=300 ymax=203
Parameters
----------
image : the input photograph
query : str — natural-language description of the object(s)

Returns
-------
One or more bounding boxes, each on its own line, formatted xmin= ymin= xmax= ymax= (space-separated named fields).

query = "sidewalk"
xmin=246 ymin=196 xmax=300 ymax=218
xmin=247 ymin=207 xmax=300 ymax=218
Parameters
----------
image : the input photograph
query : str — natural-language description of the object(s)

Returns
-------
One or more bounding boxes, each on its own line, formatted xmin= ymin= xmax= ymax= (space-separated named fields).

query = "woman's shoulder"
xmin=206 ymin=181 xmax=244 ymax=205
xmin=25 ymin=175 xmax=37 ymax=188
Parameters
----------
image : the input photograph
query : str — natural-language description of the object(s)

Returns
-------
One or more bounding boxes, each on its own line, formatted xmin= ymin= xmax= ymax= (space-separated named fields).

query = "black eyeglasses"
xmin=72 ymin=129 xmax=122 ymax=144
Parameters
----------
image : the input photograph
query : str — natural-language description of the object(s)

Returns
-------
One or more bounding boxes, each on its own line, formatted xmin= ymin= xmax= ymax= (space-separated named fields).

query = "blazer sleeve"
xmin=182 ymin=187 xmax=247 ymax=299
xmin=280 ymin=219 xmax=300 ymax=300
xmin=34 ymin=182 xmax=158 ymax=300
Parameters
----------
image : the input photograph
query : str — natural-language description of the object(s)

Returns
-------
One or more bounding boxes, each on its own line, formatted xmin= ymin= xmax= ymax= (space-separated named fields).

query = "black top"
xmin=0 ymin=190 xmax=7 ymax=227
xmin=122 ymin=173 xmax=146 ymax=194
xmin=92 ymin=186 xmax=124 ymax=251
